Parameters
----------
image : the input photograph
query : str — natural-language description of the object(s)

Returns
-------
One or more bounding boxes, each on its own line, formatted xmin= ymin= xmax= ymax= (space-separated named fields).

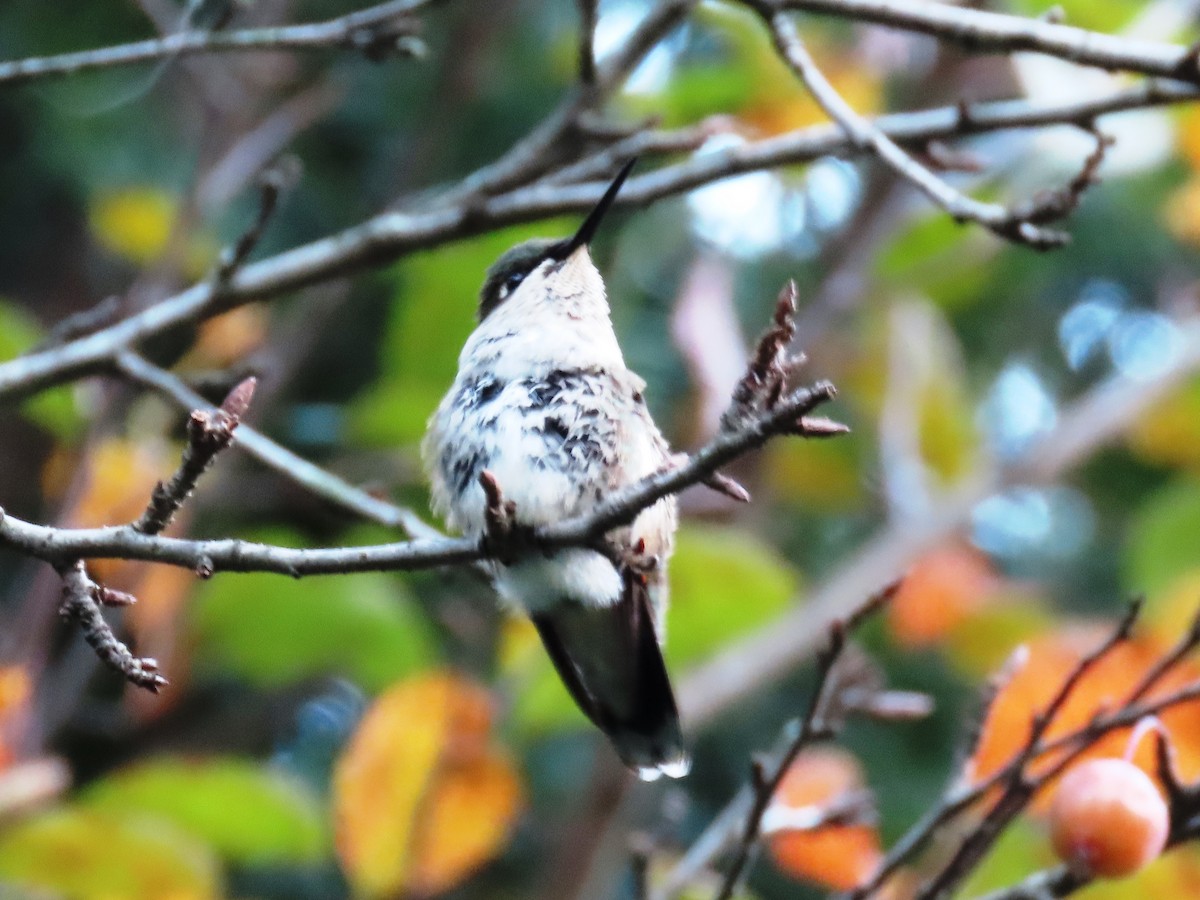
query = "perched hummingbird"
xmin=422 ymin=160 xmax=689 ymax=780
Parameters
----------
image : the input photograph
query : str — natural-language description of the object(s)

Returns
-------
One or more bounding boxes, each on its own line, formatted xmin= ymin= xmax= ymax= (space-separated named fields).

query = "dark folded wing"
xmin=531 ymin=569 xmax=689 ymax=780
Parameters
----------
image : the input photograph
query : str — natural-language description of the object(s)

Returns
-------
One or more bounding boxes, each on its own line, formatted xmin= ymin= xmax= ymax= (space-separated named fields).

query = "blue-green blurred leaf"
xmin=82 ymin=758 xmax=327 ymax=866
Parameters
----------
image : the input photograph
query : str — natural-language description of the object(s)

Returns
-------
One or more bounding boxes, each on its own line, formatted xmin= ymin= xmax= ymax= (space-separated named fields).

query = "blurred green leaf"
xmin=83 ymin=758 xmax=327 ymax=865
xmin=1123 ymin=478 xmax=1200 ymax=601
xmin=510 ymin=657 xmax=589 ymax=738
xmin=959 ymin=818 xmax=1055 ymax=897
xmin=190 ymin=533 xmax=435 ymax=691
xmin=765 ymin=419 xmax=868 ymax=512
xmin=667 ymin=525 xmax=798 ymax=666
xmin=1010 ymin=0 xmax=1143 ymax=31
xmin=0 ymin=807 xmax=220 ymax=900
xmin=875 ymin=212 xmax=996 ymax=311
xmin=0 ymin=300 xmax=81 ymax=439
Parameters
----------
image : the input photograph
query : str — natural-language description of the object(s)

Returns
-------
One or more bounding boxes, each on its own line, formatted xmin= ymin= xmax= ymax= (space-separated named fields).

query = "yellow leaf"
xmin=1177 ymin=106 xmax=1200 ymax=171
xmin=183 ymin=305 xmax=268 ymax=369
xmin=90 ymin=187 xmax=177 ymax=265
xmin=46 ymin=437 xmax=177 ymax=586
xmin=333 ymin=672 xmax=524 ymax=898
xmin=408 ymin=753 xmax=523 ymax=896
xmin=1165 ymin=175 xmax=1200 ymax=248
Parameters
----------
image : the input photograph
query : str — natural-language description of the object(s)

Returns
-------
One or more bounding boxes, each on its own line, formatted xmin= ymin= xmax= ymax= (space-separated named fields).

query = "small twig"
xmin=477 ymin=470 xmax=532 ymax=564
xmin=847 ymin=606 xmax=1141 ymax=900
xmin=215 ymin=158 xmax=301 ymax=281
xmin=723 ymin=281 xmax=801 ymax=431
xmin=713 ymin=625 xmax=847 ymax=900
xmin=133 ymin=377 xmax=256 ymax=535
xmin=913 ymin=602 xmax=1141 ymax=900
xmin=576 ymin=0 xmax=598 ymax=87
xmin=759 ymin=787 xmax=877 ymax=835
xmin=701 ymin=471 xmax=752 ymax=504
xmin=57 ymin=561 xmax=167 ymax=692
xmin=712 ymin=582 xmax=899 ymax=900
xmin=1127 ymin=604 xmax=1200 ymax=705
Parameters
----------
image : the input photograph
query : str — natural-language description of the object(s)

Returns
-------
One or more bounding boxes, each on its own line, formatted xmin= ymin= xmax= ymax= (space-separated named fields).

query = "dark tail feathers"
xmin=531 ymin=573 xmax=689 ymax=780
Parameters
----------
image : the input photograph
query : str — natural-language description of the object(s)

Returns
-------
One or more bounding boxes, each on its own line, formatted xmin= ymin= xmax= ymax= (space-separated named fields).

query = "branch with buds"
xmin=0 ymin=283 xmax=843 ymax=690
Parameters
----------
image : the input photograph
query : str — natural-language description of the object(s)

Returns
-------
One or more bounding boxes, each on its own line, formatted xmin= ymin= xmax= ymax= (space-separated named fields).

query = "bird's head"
xmin=477 ymin=158 xmax=636 ymax=322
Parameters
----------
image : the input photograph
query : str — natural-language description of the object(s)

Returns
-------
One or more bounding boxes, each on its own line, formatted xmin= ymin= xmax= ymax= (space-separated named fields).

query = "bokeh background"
xmin=3 ymin=0 xmax=1200 ymax=897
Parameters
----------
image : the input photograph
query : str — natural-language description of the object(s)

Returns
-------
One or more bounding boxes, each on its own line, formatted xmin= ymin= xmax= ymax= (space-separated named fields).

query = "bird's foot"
xmin=477 ymin=470 xmax=539 ymax=565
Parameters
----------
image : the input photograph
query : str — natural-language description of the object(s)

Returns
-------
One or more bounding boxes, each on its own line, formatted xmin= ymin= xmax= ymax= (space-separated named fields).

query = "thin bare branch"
xmin=0 ymin=0 xmax=437 ymax=87
xmin=754 ymin=6 xmax=1100 ymax=248
xmin=777 ymin=0 xmax=1200 ymax=81
xmin=113 ymin=351 xmax=438 ymax=538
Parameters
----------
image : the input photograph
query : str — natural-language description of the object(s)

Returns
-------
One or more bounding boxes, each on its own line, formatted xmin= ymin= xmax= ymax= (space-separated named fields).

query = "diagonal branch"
xmin=753 ymin=5 xmax=1101 ymax=248
xmin=58 ymin=561 xmax=168 ymax=692
xmin=1 ymin=79 xmax=1196 ymax=402
xmin=113 ymin=351 xmax=438 ymax=538
xmin=778 ymin=0 xmax=1200 ymax=81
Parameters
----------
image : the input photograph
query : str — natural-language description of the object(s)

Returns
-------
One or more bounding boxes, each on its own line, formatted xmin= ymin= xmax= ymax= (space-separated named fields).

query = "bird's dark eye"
xmin=503 ymin=272 xmax=526 ymax=294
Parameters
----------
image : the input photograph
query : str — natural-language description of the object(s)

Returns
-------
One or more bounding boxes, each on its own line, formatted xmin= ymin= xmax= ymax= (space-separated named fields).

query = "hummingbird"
xmin=422 ymin=160 xmax=689 ymax=780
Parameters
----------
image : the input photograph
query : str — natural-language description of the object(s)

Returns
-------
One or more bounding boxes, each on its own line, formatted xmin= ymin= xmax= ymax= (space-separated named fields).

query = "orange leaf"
xmin=0 ymin=667 xmax=31 ymax=770
xmin=333 ymin=672 xmax=524 ymax=898
xmin=766 ymin=747 xmax=881 ymax=891
xmin=46 ymin=438 xmax=178 ymax=586
xmin=967 ymin=627 xmax=1200 ymax=810
xmin=889 ymin=543 xmax=999 ymax=648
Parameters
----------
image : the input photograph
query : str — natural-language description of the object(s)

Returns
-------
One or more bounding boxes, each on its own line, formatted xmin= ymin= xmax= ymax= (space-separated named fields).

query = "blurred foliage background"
xmin=3 ymin=0 xmax=1200 ymax=898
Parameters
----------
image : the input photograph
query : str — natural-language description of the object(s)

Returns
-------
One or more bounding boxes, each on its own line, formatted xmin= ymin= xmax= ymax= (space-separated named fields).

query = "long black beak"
xmin=561 ymin=157 xmax=638 ymax=256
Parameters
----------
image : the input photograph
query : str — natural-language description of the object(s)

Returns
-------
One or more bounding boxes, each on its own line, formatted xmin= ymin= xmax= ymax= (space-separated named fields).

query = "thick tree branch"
xmin=0 ymin=0 xmax=438 ymax=87
xmin=2 ymin=79 xmax=1194 ymax=404
xmin=777 ymin=0 xmax=1200 ymax=81
xmin=0 ymin=378 xmax=839 ymax=576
